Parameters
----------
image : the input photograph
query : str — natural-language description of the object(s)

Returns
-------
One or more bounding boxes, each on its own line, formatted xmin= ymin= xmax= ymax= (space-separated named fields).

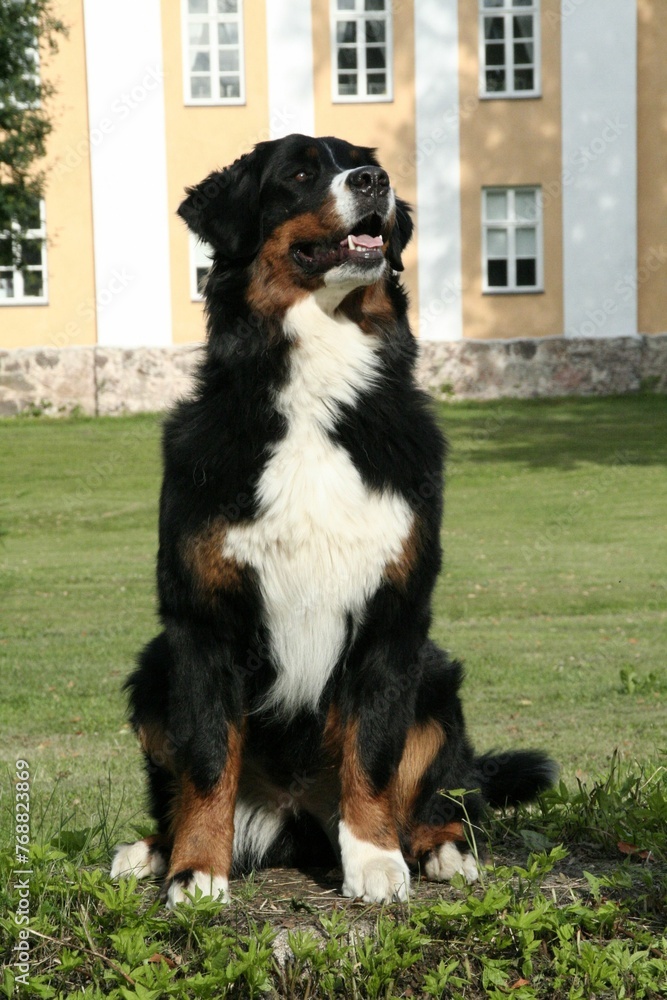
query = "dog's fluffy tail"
xmin=475 ymin=750 xmax=558 ymax=808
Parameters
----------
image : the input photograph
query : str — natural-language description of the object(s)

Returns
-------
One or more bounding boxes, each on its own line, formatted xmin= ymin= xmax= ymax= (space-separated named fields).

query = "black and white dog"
xmin=111 ymin=135 xmax=556 ymax=906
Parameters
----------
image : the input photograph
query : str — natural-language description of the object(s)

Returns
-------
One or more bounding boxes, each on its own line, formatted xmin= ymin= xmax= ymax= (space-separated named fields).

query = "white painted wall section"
xmin=83 ymin=0 xmax=172 ymax=347
xmin=413 ymin=0 xmax=463 ymax=341
xmin=561 ymin=0 xmax=637 ymax=338
xmin=265 ymin=0 xmax=315 ymax=139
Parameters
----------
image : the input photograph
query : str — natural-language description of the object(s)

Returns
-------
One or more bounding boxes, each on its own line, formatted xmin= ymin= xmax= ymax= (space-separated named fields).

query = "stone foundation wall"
xmin=1 ymin=335 xmax=665 ymax=417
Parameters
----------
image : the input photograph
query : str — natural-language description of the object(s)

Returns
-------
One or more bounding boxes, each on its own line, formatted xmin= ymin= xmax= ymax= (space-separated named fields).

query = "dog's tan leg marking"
xmin=165 ymin=724 xmax=244 ymax=907
xmin=327 ymin=710 xmax=410 ymax=903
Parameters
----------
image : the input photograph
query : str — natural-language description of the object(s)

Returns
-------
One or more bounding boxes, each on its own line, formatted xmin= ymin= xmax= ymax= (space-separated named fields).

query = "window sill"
xmin=479 ymin=91 xmax=542 ymax=101
xmin=0 ymin=298 xmax=49 ymax=307
xmin=483 ymin=287 xmax=544 ymax=296
xmin=332 ymin=94 xmax=394 ymax=105
xmin=184 ymin=98 xmax=246 ymax=107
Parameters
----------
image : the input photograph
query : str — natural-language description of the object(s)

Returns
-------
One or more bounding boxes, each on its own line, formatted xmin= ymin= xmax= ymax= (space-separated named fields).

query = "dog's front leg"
xmin=328 ymin=682 xmax=412 ymax=904
xmin=155 ymin=617 xmax=246 ymax=908
xmin=164 ymin=721 xmax=244 ymax=907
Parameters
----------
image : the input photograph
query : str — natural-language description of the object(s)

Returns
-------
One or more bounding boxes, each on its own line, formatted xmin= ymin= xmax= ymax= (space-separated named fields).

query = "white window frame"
xmin=181 ymin=0 xmax=245 ymax=106
xmin=331 ymin=0 xmax=393 ymax=104
xmin=478 ymin=0 xmax=541 ymax=100
xmin=189 ymin=234 xmax=213 ymax=301
xmin=0 ymin=199 xmax=48 ymax=306
xmin=482 ymin=187 xmax=543 ymax=294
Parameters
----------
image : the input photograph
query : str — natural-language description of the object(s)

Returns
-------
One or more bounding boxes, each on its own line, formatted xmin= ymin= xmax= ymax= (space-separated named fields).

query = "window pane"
xmin=217 ymin=0 xmax=238 ymax=11
xmin=337 ymin=0 xmax=355 ymax=8
xmin=188 ymin=0 xmax=208 ymax=12
xmin=514 ymin=41 xmax=533 ymax=64
xmin=219 ymin=75 xmax=240 ymax=98
xmin=515 ymin=190 xmax=536 ymax=220
xmin=0 ymin=239 xmax=13 ymax=267
xmin=337 ymin=21 xmax=356 ymax=43
xmin=487 ymin=229 xmax=508 ymax=256
xmin=365 ymin=0 xmax=385 ymax=9
xmin=514 ymin=67 xmax=534 ymax=90
xmin=196 ymin=266 xmax=209 ymax=293
xmin=219 ymin=49 xmax=239 ymax=71
xmin=338 ymin=48 xmax=357 ymax=69
xmin=194 ymin=241 xmax=214 ymax=267
xmin=190 ymin=75 xmax=211 ymax=98
xmin=189 ymin=23 xmax=209 ymax=44
xmin=483 ymin=0 xmax=504 ymax=7
xmin=218 ymin=22 xmax=238 ymax=44
xmin=190 ymin=50 xmax=210 ymax=72
xmin=484 ymin=16 xmax=504 ymax=40
xmin=20 ymin=239 xmax=43 ymax=266
xmin=516 ymin=258 xmax=537 ymax=286
xmin=23 ymin=270 xmax=43 ymax=296
xmin=367 ymin=73 xmax=386 ymax=94
xmin=338 ymin=72 xmax=358 ymax=95
xmin=513 ymin=15 xmax=533 ymax=38
xmin=0 ymin=273 xmax=14 ymax=298
xmin=485 ymin=191 xmax=507 ymax=220
xmin=485 ymin=69 xmax=506 ymax=92
xmin=488 ymin=259 xmax=508 ymax=287
xmin=516 ymin=228 xmax=537 ymax=255
xmin=513 ymin=0 xmax=533 ymax=6
xmin=366 ymin=20 xmax=385 ymax=43
xmin=485 ymin=43 xmax=505 ymax=67
xmin=366 ymin=47 xmax=386 ymax=69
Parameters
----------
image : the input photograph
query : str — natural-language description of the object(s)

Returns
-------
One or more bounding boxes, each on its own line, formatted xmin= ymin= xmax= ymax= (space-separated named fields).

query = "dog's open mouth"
xmin=292 ymin=214 xmax=387 ymax=275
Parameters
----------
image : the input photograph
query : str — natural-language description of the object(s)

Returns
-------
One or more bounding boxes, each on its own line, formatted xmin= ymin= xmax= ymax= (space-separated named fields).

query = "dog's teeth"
xmin=347 ymin=235 xmax=355 ymax=250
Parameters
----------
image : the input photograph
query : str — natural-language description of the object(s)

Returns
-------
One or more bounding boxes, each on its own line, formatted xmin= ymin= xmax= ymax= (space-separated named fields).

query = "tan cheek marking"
xmin=182 ymin=519 xmax=244 ymax=601
xmin=247 ymin=201 xmax=344 ymax=318
xmin=391 ymin=719 xmax=447 ymax=829
xmin=384 ymin=516 xmax=422 ymax=590
xmin=337 ymin=281 xmax=397 ymax=334
xmin=167 ymin=724 xmax=244 ymax=880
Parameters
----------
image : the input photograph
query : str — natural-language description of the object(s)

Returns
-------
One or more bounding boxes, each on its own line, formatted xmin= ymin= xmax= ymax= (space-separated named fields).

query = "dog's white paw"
xmin=165 ymin=870 xmax=230 ymax=908
xmin=110 ymin=839 xmax=168 ymax=880
xmin=422 ymin=841 xmax=479 ymax=884
xmin=339 ymin=821 xmax=410 ymax=903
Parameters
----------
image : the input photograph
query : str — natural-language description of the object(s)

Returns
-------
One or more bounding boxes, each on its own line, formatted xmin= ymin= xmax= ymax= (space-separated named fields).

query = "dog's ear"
xmin=177 ymin=150 xmax=262 ymax=260
xmin=385 ymin=197 xmax=413 ymax=272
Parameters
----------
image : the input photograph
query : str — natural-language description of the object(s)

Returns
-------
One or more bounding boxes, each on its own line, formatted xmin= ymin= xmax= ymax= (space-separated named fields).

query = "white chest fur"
xmin=222 ymin=294 xmax=413 ymax=716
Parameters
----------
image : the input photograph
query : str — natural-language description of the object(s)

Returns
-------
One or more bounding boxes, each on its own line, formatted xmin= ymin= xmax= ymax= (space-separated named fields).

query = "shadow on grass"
xmin=439 ymin=394 xmax=667 ymax=470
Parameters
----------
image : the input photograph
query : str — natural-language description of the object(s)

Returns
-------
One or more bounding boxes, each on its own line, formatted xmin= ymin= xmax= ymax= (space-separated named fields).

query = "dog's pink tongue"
xmin=350 ymin=233 xmax=383 ymax=248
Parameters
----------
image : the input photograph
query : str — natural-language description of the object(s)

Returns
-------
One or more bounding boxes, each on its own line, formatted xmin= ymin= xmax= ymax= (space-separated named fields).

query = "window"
xmin=331 ymin=0 xmax=393 ymax=102
xmin=482 ymin=188 xmax=542 ymax=293
xmin=0 ymin=198 xmax=48 ymax=304
xmin=182 ymin=0 xmax=245 ymax=105
xmin=479 ymin=0 xmax=540 ymax=98
xmin=189 ymin=235 xmax=213 ymax=300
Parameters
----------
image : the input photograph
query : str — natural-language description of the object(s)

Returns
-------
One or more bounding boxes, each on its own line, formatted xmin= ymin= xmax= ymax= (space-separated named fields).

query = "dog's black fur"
xmin=114 ymin=135 xmax=556 ymax=904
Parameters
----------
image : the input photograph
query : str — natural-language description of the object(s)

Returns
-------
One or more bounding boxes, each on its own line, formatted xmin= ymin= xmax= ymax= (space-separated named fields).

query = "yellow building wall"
xmin=0 ymin=0 xmax=97 ymax=350
xmin=161 ymin=0 xmax=270 ymax=345
xmin=637 ymin=0 xmax=667 ymax=335
xmin=458 ymin=0 xmax=563 ymax=340
xmin=311 ymin=0 xmax=419 ymax=332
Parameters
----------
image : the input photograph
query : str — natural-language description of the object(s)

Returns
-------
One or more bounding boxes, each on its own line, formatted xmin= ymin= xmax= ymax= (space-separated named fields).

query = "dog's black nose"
xmin=346 ymin=166 xmax=390 ymax=200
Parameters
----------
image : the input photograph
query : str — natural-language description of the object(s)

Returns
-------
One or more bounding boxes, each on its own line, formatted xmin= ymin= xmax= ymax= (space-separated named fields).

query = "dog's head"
xmin=178 ymin=134 xmax=413 ymax=306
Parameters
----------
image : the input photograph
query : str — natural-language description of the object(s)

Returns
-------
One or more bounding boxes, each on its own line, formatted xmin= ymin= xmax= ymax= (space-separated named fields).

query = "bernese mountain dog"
xmin=111 ymin=134 xmax=556 ymax=906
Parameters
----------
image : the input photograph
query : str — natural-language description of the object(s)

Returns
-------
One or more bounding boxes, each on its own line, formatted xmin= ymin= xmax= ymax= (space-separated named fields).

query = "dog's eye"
xmin=294 ymin=171 xmax=311 ymax=182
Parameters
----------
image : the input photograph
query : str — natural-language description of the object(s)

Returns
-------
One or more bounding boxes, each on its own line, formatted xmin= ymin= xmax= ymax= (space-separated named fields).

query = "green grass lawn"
xmin=1 ymin=395 xmax=666 ymax=999
xmin=1 ymin=395 xmax=665 ymax=841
